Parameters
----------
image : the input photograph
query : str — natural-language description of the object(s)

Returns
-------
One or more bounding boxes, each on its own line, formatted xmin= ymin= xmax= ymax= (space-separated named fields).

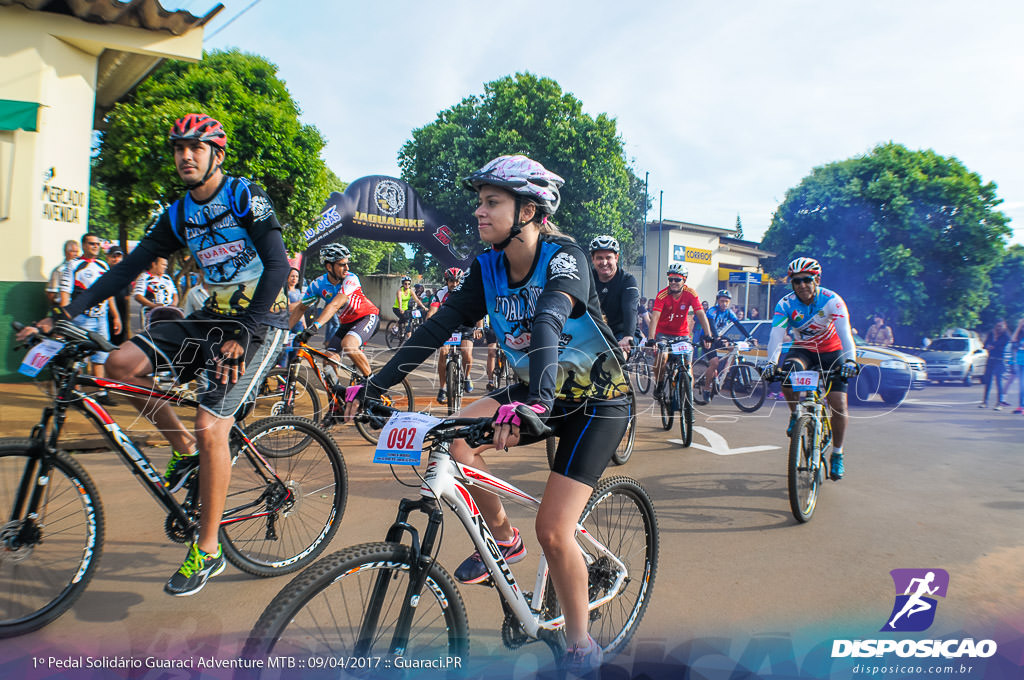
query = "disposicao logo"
xmin=831 ymin=568 xmax=998 ymax=660
xmin=882 ymin=568 xmax=948 ymax=632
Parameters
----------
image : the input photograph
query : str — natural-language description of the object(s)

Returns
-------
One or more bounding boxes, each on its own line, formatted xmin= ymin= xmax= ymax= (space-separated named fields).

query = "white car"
xmin=917 ymin=336 xmax=988 ymax=385
xmin=720 ymin=320 xmax=928 ymax=404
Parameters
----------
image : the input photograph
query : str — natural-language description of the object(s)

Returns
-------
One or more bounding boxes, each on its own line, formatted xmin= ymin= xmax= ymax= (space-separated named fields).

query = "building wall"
xmin=0 ymin=6 xmax=204 ymax=379
xmin=643 ymin=227 xmax=762 ymax=305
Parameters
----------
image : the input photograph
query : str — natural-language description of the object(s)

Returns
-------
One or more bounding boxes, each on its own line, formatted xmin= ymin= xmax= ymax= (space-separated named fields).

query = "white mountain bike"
xmin=241 ymin=404 xmax=659 ymax=668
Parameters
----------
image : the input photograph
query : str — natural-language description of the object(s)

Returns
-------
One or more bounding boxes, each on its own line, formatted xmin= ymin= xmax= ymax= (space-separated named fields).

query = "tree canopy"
xmin=397 ymin=73 xmax=647 ymax=262
xmin=980 ymin=244 xmax=1024 ymax=328
xmin=93 ymin=49 xmax=328 ymax=252
xmin=761 ymin=143 xmax=1011 ymax=338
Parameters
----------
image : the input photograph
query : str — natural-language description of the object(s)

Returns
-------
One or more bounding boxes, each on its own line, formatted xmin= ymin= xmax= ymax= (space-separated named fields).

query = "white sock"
xmin=832 ymin=446 xmax=843 ymax=455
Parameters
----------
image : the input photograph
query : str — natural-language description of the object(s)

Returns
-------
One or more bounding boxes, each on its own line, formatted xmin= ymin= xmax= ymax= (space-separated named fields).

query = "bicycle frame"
xmin=380 ymin=440 xmax=629 ymax=649
xmin=21 ymin=371 xmax=289 ymax=534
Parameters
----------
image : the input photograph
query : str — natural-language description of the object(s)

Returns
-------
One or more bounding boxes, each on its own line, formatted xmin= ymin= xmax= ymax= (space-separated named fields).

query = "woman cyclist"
xmin=345 ymin=154 xmax=630 ymax=671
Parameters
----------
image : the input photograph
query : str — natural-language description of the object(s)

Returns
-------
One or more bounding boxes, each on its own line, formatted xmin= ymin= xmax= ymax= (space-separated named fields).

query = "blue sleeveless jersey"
xmin=477 ymin=240 xmax=628 ymax=402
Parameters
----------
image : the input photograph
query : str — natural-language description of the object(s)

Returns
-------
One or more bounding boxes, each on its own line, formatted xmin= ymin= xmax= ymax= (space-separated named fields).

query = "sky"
xmin=182 ymin=0 xmax=1024 ymax=246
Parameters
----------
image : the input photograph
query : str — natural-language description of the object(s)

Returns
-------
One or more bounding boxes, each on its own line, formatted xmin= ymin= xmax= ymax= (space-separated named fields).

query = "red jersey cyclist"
xmin=764 ymin=257 xmax=858 ymax=480
xmin=647 ymin=262 xmax=713 ymax=400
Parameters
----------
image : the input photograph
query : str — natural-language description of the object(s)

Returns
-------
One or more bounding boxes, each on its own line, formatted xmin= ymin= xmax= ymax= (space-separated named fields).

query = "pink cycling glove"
xmin=494 ymin=402 xmax=547 ymax=428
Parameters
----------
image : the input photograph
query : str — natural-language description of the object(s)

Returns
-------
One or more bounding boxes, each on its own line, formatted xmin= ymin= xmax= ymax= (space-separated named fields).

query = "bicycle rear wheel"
xmin=678 ymin=370 xmax=694 ymax=447
xmin=729 ymin=363 xmax=767 ymax=413
xmin=384 ymin=321 xmax=402 ymax=349
xmin=579 ymin=476 xmax=659 ymax=658
xmin=220 ymin=417 xmax=347 ymax=576
xmin=446 ymin=359 xmax=462 ymax=415
xmin=691 ymin=358 xmax=711 ymax=405
xmin=0 ymin=443 xmax=104 ymax=638
xmin=612 ymin=392 xmax=637 ymax=465
xmin=354 ymin=377 xmax=416 ymax=445
xmin=251 ymin=367 xmax=323 ymax=422
xmin=242 ymin=542 xmax=469 ymax=661
xmin=659 ymin=376 xmax=674 ymax=430
xmin=787 ymin=415 xmax=821 ymax=523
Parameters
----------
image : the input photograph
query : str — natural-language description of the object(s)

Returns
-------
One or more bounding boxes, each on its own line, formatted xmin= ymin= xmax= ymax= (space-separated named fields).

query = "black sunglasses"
xmin=791 ymin=276 xmax=816 ymax=285
xmin=667 ymin=277 xmax=683 ymax=283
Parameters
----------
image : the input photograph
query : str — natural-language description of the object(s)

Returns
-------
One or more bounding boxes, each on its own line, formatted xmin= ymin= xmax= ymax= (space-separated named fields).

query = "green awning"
xmin=0 ymin=100 xmax=40 ymax=132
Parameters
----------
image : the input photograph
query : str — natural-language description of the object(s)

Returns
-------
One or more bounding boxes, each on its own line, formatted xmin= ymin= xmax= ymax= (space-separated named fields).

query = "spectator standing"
xmin=133 ymin=256 xmax=179 ymax=328
xmin=748 ymin=306 xmax=761 ymax=321
xmin=1011 ymin=317 xmax=1024 ymax=414
xmin=59 ymin=232 xmax=122 ymax=403
xmin=107 ymin=248 xmax=131 ymax=345
xmin=182 ymin=270 xmax=210 ymax=316
xmin=735 ymin=308 xmax=745 ymax=322
xmin=979 ymin=319 xmax=1012 ymax=410
xmin=46 ymin=239 xmax=79 ymax=305
xmin=865 ymin=313 xmax=895 ymax=347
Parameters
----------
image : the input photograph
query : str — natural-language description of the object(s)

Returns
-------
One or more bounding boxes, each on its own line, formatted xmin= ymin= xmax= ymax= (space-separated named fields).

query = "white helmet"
xmin=667 ymin=262 xmax=689 ymax=277
xmin=589 ymin=235 xmax=620 ymax=254
xmin=319 ymin=243 xmax=351 ymax=265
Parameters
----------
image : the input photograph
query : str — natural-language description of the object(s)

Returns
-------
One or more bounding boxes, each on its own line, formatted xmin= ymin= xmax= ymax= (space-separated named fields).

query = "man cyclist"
xmin=590 ymin=235 xmax=639 ymax=354
xmin=764 ymin=257 xmax=858 ymax=480
xmin=18 ymin=113 xmax=290 ymax=596
xmin=699 ymin=289 xmax=757 ymax=401
xmin=289 ymin=243 xmax=379 ymax=378
xmin=647 ymin=262 xmax=713 ymax=399
xmin=392 ymin=275 xmax=428 ymax=340
xmin=428 ymin=267 xmax=480 ymax=401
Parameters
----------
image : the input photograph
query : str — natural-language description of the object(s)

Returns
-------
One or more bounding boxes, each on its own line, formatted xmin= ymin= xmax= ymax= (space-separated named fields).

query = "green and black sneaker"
xmin=164 ymin=449 xmax=199 ymax=493
xmin=165 ymin=543 xmax=225 ymax=597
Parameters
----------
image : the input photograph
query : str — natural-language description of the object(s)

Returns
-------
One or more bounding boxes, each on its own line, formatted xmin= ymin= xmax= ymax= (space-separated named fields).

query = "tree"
xmin=93 ymin=49 xmax=328 ymax=252
xmin=397 ymin=73 xmax=647 ymax=261
xmin=761 ymin=143 xmax=1010 ymax=338
xmin=980 ymin=244 xmax=1024 ymax=328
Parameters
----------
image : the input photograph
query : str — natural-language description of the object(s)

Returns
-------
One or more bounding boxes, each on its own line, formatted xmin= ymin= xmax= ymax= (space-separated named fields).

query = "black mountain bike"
xmin=1 ymin=321 xmax=348 ymax=638
xmin=656 ymin=339 xmax=695 ymax=447
xmin=443 ymin=333 xmax=468 ymax=415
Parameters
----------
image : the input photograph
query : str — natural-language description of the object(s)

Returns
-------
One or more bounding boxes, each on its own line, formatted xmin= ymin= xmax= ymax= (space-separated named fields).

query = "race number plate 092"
xmin=18 ymin=338 xmax=66 ymax=377
xmin=374 ymin=412 xmax=443 ymax=465
xmin=445 ymin=332 xmax=462 ymax=346
xmin=791 ymin=371 xmax=819 ymax=392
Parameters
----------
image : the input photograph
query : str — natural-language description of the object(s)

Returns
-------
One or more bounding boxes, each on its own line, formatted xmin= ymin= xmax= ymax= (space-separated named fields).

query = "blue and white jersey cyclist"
xmin=765 ymin=257 xmax=858 ymax=481
xmin=345 ymin=154 xmax=627 ymax=671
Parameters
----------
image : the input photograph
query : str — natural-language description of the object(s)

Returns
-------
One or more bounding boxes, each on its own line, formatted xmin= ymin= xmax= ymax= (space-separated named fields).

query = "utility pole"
xmin=641 ymin=172 xmax=649 ymax=297
xmin=657 ymin=190 xmax=664 ymax=291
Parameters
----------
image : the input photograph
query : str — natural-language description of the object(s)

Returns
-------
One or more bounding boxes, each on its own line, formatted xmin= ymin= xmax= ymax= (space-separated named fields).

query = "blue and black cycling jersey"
xmin=369 ymin=236 xmax=629 ymax=409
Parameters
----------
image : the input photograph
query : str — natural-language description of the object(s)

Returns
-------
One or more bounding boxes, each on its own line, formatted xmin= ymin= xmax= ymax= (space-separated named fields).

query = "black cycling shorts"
xmin=781 ymin=347 xmax=848 ymax=393
xmin=327 ymin=314 xmax=380 ymax=350
xmin=130 ymin=310 xmax=286 ymax=418
xmin=490 ymin=384 xmax=629 ymax=487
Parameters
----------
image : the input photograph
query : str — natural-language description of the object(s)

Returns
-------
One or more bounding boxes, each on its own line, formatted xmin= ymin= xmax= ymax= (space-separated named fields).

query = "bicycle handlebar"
xmin=360 ymin=401 xmax=499 ymax=449
xmin=11 ymin=319 xmax=117 ymax=357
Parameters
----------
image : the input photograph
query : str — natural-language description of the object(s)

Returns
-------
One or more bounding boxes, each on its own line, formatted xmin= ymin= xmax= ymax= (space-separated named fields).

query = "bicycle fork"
xmin=357 ymin=496 xmax=444 ymax=657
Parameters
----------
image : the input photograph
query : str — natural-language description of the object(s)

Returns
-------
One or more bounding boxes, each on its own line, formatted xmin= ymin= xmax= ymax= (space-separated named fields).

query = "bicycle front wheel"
xmin=729 ymin=363 xmax=767 ymax=413
xmin=679 ymin=370 xmax=694 ymax=447
xmin=384 ymin=321 xmax=402 ymax=349
xmin=220 ymin=417 xmax=348 ymax=576
xmin=0 ymin=443 xmax=105 ymax=638
xmin=787 ymin=415 xmax=820 ymax=523
xmin=633 ymin=354 xmax=652 ymax=394
xmin=355 ymin=377 xmax=416 ymax=445
xmin=580 ymin=476 xmax=659 ymax=658
xmin=242 ymin=542 xmax=469 ymax=661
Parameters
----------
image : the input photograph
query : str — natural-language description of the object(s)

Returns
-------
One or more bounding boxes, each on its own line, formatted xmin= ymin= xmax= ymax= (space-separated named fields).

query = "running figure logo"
xmin=881 ymin=568 xmax=949 ymax=632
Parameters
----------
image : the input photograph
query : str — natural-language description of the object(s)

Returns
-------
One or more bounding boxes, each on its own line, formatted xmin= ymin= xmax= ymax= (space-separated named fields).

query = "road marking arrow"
xmin=669 ymin=426 xmax=780 ymax=455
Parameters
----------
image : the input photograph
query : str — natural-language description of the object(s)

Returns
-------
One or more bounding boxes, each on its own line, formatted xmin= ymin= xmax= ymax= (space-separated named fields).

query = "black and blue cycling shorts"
xmin=781 ymin=347 xmax=848 ymax=393
xmin=489 ymin=383 xmax=629 ymax=488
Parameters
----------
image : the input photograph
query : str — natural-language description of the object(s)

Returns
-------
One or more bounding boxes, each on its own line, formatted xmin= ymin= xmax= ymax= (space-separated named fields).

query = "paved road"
xmin=1 ymin=351 xmax=1021 ymax=678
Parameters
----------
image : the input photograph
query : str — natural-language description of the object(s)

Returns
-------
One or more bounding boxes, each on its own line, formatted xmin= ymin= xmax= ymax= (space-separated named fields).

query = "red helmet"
xmin=169 ymin=113 xmax=227 ymax=150
xmin=444 ymin=267 xmax=463 ymax=281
